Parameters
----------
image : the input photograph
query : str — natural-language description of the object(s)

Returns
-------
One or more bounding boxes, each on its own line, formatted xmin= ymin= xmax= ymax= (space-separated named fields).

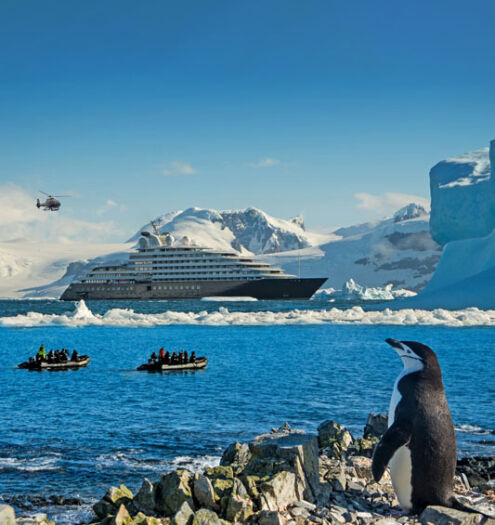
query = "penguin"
xmin=372 ymin=338 xmax=458 ymax=514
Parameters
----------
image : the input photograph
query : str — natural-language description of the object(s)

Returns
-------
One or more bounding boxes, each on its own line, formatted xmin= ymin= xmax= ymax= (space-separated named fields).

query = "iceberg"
xmin=391 ymin=139 xmax=495 ymax=309
xmin=429 ymin=142 xmax=494 ymax=245
xmin=313 ymin=279 xmax=416 ymax=302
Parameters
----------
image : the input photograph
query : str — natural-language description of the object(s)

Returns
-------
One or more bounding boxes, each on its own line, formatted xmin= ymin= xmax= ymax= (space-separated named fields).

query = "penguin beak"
xmin=385 ymin=338 xmax=403 ymax=350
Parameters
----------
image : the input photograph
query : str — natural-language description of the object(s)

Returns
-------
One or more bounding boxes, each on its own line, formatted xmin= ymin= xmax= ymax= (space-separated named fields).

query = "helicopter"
xmin=36 ymin=191 xmax=70 ymax=211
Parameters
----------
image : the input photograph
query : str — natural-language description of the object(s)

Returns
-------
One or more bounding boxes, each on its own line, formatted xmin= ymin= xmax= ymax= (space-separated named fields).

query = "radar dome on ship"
xmin=163 ymin=233 xmax=175 ymax=246
xmin=181 ymin=235 xmax=191 ymax=246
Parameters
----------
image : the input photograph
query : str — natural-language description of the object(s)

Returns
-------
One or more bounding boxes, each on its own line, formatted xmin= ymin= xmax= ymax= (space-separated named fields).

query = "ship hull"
xmin=60 ymin=277 xmax=327 ymax=301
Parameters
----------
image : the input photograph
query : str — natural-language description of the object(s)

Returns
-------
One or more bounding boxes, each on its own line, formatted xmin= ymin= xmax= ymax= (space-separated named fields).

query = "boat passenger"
xmin=37 ymin=345 xmax=46 ymax=360
xmin=190 ymin=351 xmax=196 ymax=363
xmin=159 ymin=347 xmax=165 ymax=361
xmin=171 ymin=351 xmax=178 ymax=364
xmin=47 ymin=350 xmax=54 ymax=362
xmin=184 ymin=351 xmax=188 ymax=363
xmin=164 ymin=351 xmax=170 ymax=364
xmin=179 ymin=351 xmax=184 ymax=364
xmin=150 ymin=351 xmax=157 ymax=362
xmin=71 ymin=350 xmax=79 ymax=361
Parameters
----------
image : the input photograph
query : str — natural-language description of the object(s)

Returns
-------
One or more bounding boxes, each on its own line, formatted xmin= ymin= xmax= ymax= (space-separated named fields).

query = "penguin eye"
xmin=406 ymin=350 xmax=411 ymax=354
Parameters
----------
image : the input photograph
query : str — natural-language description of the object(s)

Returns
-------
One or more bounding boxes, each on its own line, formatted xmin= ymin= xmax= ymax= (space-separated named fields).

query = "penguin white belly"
xmin=390 ymin=445 xmax=413 ymax=510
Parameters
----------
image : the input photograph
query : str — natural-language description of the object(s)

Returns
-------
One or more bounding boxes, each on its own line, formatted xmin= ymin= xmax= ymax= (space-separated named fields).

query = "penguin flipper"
xmin=372 ymin=420 xmax=412 ymax=482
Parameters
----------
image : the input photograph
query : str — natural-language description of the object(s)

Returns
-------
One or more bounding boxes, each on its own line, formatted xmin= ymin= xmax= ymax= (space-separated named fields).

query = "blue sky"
xmin=1 ymin=0 xmax=494 ymax=241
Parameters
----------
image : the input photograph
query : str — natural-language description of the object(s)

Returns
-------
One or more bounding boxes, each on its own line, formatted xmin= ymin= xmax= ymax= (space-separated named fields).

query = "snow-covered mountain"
xmin=394 ymin=139 xmax=495 ymax=309
xmin=129 ymin=207 xmax=333 ymax=255
xmin=0 ymin=240 xmax=131 ymax=299
xmin=262 ymin=203 xmax=440 ymax=292
xmin=0 ymin=204 xmax=439 ymax=298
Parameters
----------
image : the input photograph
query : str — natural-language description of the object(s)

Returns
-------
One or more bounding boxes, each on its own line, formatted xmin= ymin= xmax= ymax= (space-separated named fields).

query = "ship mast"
xmin=151 ymin=220 xmax=160 ymax=236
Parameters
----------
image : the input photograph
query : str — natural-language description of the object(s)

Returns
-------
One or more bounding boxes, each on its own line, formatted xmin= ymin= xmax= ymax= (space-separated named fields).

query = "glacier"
xmin=391 ymin=139 xmax=495 ymax=309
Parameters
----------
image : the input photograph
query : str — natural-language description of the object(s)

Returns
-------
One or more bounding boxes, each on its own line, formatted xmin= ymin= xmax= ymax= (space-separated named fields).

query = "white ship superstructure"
xmin=61 ymin=227 xmax=327 ymax=300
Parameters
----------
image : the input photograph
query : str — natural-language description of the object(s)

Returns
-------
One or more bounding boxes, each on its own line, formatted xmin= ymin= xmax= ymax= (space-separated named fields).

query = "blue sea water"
xmin=0 ymin=299 xmax=494 ymax=523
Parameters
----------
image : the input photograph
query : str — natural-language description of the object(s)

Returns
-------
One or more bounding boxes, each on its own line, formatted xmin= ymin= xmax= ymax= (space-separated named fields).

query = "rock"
xmin=225 ymin=492 xmax=254 ymax=522
xmin=111 ymin=504 xmax=132 ymax=525
xmin=457 ymin=456 xmax=495 ymax=491
xmin=419 ymin=505 xmax=483 ymax=525
xmin=258 ymin=510 xmax=286 ymax=525
xmin=317 ymin=421 xmax=353 ymax=458
xmin=94 ymin=500 xmax=119 ymax=519
xmin=172 ymin=502 xmax=194 ymax=525
xmin=155 ymin=469 xmax=195 ymax=517
xmin=193 ymin=474 xmax=219 ymax=510
xmin=259 ymin=471 xmax=298 ymax=511
xmin=350 ymin=456 xmax=373 ymax=480
xmin=292 ymin=500 xmax=316 ymax=512
xmin=220 ymin=442 xmax=251 ymax=474
xmin=249 ymin=425 xmax=320 ymax=502
xmin=191 ymin=508 xmax=229 ymax=525
xmin=135 ymin=478 xmax=156 ymax=513
xmin=108 ymin=485 xmax=134 ymax=503
xmin=373 ymin=519 xmax=400 ymax=525
xmin=94 ymin=485 xmax=134 ymax=519
xmin=363 ymin=414 xmax=388 ymax=439
xmin=320 ymin=459 xmax=346 ymax=491
xmin=203 ymin=467 xmax=234 ymax=501
xmin=16 ymin=514 xmax=54 ymax=525
xmin=0 ymin=505 xmax=16 ymax=525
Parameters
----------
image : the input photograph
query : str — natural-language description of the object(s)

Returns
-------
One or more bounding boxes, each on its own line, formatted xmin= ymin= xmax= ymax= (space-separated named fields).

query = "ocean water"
xmin=0 ymin=299 xmax=494 ymax=523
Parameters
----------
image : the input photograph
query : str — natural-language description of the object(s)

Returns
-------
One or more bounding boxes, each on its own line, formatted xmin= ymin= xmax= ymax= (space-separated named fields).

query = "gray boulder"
xmin=172 ymin=501 xmax=195 ymax=525
xmin=364 ymin=413 xmax=388 ymax=439
xmin=317 ymin=420 xmax=353 ymax=458
xmin=193 ymin=474 xmax=219 ymax=511
xmin=249 ymin=423 xmax=320 ymax=502
xmin=220 ymin=442 xmax=251 ymax=474
xmin=419 ymin=505 xmax=483 ymax=525
xmin=155 ymin=469 xmax=195 ymax=516
xmin=191 ymin=508 xmax=230 ymax=525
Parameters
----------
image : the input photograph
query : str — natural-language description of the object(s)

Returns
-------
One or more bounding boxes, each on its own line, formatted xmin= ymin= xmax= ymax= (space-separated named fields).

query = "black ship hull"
xmin=60 ymin=277 xmax=327 ymax=301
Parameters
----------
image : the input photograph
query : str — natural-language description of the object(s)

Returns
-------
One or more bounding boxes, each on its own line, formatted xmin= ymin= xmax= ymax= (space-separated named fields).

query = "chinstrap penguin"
xmin=372 ymin=338 xmax=495 ymax=517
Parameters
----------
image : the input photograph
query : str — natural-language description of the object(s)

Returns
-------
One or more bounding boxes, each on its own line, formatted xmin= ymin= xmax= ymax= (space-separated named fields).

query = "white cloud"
xmin=163 ymin=161 xmax=197 ymax=176
xmin=96 ymin=199 xmax=121 ymax=216
xmin=249 ymin=157 xmax=281 ymax=168
xmin=0 ymin=184 xmax=123 ymax=242
xmin=354 ymin=192 xmax=430 ymax=215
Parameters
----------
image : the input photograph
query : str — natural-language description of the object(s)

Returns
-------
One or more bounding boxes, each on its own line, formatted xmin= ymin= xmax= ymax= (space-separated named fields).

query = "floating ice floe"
xmin=2 ymin=300 xmax=495 ymax=327
xmin=312 ymin=279 xmax=416 ymax=302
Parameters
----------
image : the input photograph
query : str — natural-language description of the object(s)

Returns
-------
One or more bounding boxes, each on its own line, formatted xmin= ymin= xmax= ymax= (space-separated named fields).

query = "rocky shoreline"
xmin=1 ymin=415 xmax=494 ymax=525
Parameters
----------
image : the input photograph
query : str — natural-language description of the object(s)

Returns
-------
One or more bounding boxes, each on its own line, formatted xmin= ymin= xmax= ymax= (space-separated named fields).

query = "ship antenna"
xmin=151 ymin=220 xmax=160 ymax=236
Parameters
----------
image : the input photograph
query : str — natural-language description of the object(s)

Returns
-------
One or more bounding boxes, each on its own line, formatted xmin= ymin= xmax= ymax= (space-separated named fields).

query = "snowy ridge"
xmin=2 ymin=300 xmax=495 ymax=328
xmin=129 ymin=207 xmax=333 ymax=255
xmin=263 ymin=203 xmax=441 ymax=292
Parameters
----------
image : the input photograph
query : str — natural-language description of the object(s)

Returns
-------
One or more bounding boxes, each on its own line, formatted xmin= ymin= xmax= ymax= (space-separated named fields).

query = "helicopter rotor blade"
xmin=39 ymin=191 xmax=51 ymax=197
xmin=52 ymin=195 xmax=71 ymax=198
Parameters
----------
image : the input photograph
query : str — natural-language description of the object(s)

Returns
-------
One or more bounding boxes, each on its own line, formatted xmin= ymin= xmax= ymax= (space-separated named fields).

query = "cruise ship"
xmin=60 ymin=226 xmax=327 ymax=301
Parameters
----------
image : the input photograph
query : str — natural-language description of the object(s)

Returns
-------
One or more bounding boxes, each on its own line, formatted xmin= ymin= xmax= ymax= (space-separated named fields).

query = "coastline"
xmin=4 ymin=414 xmax=494 ymax=525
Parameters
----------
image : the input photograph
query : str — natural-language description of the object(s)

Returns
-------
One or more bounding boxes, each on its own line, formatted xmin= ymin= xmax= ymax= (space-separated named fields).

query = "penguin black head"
xmin=385 ymin=338 xmax=441 ymax=375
